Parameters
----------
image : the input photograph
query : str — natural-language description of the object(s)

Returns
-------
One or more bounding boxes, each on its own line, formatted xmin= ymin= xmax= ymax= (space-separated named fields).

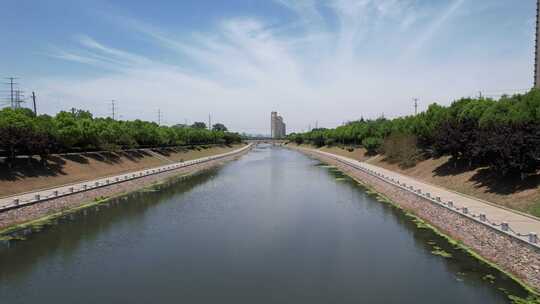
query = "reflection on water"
xmin=0 ymin=144 xmax=535 ymax=304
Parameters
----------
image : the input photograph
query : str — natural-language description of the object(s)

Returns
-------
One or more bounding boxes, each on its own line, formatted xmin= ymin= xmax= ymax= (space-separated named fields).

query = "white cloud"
xmin=38 ymin=0 xmax=533 ymax=134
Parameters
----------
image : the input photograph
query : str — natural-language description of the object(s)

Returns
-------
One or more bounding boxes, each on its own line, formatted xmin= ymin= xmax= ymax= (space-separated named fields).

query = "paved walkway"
xmin=0 ymin=144 xmax=251 ymax=212
xmin=306 ymin=148 xmax=540 ymax=241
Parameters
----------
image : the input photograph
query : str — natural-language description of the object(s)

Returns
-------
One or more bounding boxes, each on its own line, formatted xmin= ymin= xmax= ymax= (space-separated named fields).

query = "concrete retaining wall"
xmin=301 ymin=149 xmax=540 ymax=292
xmin=0 ymin=147 xmax=250 ymax=231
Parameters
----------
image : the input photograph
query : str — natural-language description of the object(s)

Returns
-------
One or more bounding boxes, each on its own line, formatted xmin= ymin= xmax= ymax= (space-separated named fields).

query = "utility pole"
xmin=208 ymin=114 xmax=212 ymax=131
xmin=478 ymin=91 xmax=483 ymax=99
xmin=32 ymin=92 xmax=37 ymax=116
xmin=111 ymin=100 xmax=116 ymax=120
xmin=315 ymin=120 xmax=318 ymax=129
xmin=157 ymin=109 xmax=162 ymax=125
xmin=413 ymin=98 xmax=418 ymax=115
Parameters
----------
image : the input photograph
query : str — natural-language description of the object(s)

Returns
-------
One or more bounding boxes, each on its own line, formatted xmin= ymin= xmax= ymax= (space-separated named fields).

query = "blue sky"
xmin=0 ymin=0 xmax=536 ymax=134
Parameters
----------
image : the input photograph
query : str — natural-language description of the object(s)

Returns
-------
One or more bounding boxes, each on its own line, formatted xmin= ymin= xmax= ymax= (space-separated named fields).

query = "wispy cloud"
xmin=39 ymin=0 xmax=532 ymax=133
xmin=76 ymin=35 xmax=153 ymax=67
xmin=403 ymin=0 xmax=467 ymax=58
xmin=274 ymin=0 xmax=325 ymax=28
xmin=49 ymin=35 xmax=155 ymax=72
xmin=49 ymin=48 xmax=104 ymax=66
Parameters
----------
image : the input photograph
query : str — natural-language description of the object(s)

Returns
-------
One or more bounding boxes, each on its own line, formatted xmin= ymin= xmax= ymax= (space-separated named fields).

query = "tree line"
xmin=0 ymin=107 xmax=242 ymax=161
xmin=288 ymin=89 xmax=540 ymax=179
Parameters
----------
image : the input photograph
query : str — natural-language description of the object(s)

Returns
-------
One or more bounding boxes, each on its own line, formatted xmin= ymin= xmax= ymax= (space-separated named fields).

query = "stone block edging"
xmin=0 ymin=145 xmax=252 ymax=232
xmin=312 ymin=149 xmax=539 ymax=249
xmin=298 ymin=148 xmax=540 ymax=291
xmin=1 ymin=144 xmax=252 ymax=213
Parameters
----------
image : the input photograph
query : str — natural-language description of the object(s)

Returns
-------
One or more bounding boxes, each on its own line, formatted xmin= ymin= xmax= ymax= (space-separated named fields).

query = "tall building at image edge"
xmin=271 ymin=111 xmax=286 ymax=138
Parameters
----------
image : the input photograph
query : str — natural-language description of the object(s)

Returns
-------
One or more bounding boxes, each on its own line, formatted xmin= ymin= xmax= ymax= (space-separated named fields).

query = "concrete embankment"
xmin=291 ymin=146 xmax=540 ymax=293
xmin=0 ymin=145 xmax=252 ymax=233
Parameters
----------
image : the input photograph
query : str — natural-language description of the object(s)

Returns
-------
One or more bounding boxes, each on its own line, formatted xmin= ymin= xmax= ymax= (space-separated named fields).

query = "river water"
xmin=0 ymin=145 xmax=534 ymax=303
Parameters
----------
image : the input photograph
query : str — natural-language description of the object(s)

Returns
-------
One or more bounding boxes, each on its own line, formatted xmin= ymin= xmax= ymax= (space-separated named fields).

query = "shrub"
xmin=381 ymin=133 xmax=420 ymax=168
xmin=362 ymin=137 xmax=383 ymax=155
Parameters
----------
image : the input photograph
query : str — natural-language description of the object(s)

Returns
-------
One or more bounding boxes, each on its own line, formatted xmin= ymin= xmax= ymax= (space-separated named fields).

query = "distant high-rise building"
xmin=271 ymin=111 xmax=286 ymax=138
xmin=536 ymin=0 xmax=540 ymax=88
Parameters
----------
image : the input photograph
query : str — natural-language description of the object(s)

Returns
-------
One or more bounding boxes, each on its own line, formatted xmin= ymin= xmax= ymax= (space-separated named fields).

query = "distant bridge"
xmin=246 ymin=139 xmax=287 ymax=145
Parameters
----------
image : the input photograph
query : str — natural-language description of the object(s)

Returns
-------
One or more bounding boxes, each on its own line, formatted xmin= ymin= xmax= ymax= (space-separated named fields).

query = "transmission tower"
xmin=4 ymin=77 xmax=18 ymax=108
xmin=111 ymin=100 xmax=116 ymax=120
xmin=13 ymin=89 xmax=25 ymax=109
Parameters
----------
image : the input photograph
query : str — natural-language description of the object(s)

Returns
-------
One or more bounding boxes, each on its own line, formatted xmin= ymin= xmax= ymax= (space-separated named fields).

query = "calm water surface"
xmin=0 ymin=145 xmax=533 ymax=303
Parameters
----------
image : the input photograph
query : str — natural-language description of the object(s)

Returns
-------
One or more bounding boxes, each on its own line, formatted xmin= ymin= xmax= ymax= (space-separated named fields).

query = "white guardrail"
xmin=308 ymin=149 xmax=540 ymax=249
xmin=0 ymin=144 xmax=252 ymax=213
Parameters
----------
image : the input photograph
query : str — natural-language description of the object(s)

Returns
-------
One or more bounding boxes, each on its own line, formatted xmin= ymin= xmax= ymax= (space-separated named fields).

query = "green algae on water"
xmin=0 ymin=195 xmax=113 ymax=242
xmin=412 ymin=218 xmax=431 ymax=230
xmin=431 ymin=249 xmax=453 ymax=258
xmin=330 ymin=162 xmax=540 ymax=296
xmin=430 ymin=245 xmax=452 ymax=258
xmin=508 ymin=295 xmax=540 ymax=304
xmin=0 ymin=167 xmax=207 ymax=242
xmin=483 ymin=274 xmax=496 ymax=282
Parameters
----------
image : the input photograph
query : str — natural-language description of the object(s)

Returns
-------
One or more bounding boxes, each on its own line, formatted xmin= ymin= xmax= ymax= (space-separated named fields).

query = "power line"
xmin=473 ymin=88 xmax=529 ymax=99
xmin=480 ymin=88 xmax=530 ymax=93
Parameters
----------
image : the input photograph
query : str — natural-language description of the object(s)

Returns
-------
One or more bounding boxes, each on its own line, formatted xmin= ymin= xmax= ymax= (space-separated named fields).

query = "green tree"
xmin=362 ymin=137 xmax=383 ymax=155
xmin=54 ymin=111 xmax=83 ymax=149
xmin=191 ymin=122 xmax=207 ymax=129
xmin=0 ymin=108 xmax=37 ymax=164
xmin=212 ymin=123 xmax=228 ymax=132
